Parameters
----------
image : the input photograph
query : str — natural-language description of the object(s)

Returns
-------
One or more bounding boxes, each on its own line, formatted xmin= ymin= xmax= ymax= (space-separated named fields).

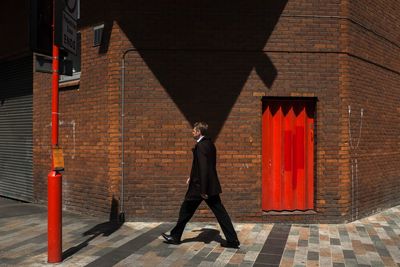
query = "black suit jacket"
xmin=185 ymin=136 xmax=222 ymax=200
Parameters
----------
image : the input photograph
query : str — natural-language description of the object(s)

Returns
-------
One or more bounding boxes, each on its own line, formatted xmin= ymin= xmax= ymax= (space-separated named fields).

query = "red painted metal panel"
xmin=295 ymin=108 xmax=306 ymax=210
xmin=272 ymin=106 xmax=282 ymax=210
xmin=262 ymin=103 xmax=271 ymax=210
xmin=262 ymin=99 xmax=315 ymax=211
xmin=306 ymin=105 xmax=314 ymax=209
xmin=283 ymin=105 xmax=294 ymax=210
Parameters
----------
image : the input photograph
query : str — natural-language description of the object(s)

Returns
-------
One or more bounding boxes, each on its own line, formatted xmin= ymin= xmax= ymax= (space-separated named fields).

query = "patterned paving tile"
xmin=2 ymin=199 xmax=400 ymax=266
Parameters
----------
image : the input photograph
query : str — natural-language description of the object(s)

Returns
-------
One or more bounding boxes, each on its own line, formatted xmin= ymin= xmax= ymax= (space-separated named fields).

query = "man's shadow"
xmin=62 ymin=197 xmax=124 ymax=260
xmin=178 ymin=228 xmax=224 ymax=244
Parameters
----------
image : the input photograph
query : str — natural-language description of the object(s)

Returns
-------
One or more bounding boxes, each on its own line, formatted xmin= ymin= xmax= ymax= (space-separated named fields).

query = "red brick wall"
xmin=340 ymin=0 xmax=400 ymax=220
xmin=112 ymin=0 xmax=341 ymax=223
xmin=33 ymin=25 xmax=116 ymax=218
xmin=32 ymin=0 xmax=400 ymax=223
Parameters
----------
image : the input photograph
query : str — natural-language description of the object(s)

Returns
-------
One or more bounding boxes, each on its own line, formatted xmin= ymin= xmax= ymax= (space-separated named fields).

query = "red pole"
xmin=48 ymin=0 xmax=62 ymax=262
xmin=51 ymin=44 xmax=59 ymax=146
xmin=47 ymin=171 xmax=62 ymax=263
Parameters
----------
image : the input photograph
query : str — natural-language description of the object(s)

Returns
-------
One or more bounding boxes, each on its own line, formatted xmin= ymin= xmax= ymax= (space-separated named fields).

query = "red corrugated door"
xmin=262 ymin=99 xmax=315 ymax=211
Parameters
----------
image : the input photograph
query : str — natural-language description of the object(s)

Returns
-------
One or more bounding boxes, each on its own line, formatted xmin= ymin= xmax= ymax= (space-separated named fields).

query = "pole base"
xmin=48 ymin=171 xmax=62 ymax=263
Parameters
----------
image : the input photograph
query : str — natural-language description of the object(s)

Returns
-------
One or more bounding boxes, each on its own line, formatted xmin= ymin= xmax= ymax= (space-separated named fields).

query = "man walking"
xmin=161 ymin=122 xmax=240 ymax=248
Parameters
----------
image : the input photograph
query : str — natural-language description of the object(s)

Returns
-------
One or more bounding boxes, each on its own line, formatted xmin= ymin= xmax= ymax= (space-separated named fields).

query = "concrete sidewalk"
xmin=1 ymin=197 xmax=400 ymax=267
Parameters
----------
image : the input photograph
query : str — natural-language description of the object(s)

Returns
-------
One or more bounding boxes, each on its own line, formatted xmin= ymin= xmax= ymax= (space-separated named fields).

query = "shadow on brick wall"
xmin=81 ymin=0 xmax=288 ymax=140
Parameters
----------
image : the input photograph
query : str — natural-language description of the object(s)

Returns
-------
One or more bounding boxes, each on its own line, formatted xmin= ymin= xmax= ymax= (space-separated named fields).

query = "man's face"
xmin=192 ymin=127 xmax=201 ymax=140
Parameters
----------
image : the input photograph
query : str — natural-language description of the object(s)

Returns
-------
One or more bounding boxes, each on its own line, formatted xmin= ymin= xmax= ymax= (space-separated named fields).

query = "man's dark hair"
xmin=194 ymin=122 xmax=208 ymax=135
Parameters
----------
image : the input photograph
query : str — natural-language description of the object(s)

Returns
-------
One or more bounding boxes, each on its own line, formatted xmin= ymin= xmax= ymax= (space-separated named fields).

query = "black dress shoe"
xmin=161 ymin=233 xmax=181 ymax=245
xmin=221 ymin=240 xmax=240 ymax=249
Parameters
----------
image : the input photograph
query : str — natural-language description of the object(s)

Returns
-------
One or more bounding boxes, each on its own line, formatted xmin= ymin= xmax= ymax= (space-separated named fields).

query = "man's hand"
xmin=201 ymin=194 xmax=208 ymax=199
xmin=186 ymin=177 xmax=190 ymax=184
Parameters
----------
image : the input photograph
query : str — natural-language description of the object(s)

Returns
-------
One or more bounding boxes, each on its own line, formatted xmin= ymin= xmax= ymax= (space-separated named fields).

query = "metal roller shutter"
xmin=0 ymin=56 xmax=33 ymax=201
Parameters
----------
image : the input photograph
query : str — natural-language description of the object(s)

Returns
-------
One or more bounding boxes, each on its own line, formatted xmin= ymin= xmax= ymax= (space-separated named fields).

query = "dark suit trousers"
xmin=170 ymin=195 xmax=238 ymax=242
